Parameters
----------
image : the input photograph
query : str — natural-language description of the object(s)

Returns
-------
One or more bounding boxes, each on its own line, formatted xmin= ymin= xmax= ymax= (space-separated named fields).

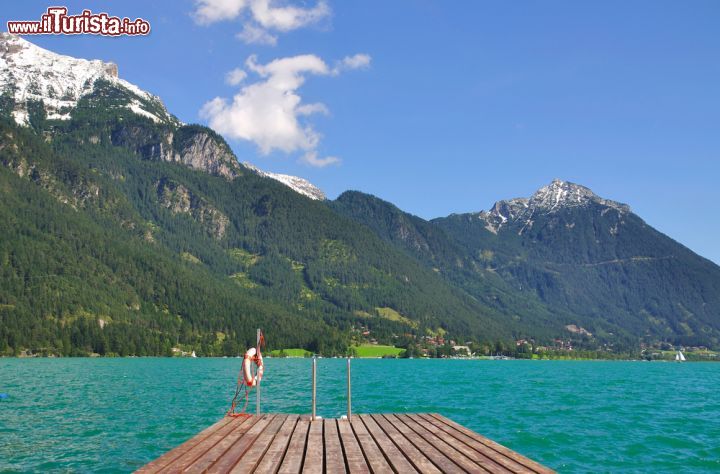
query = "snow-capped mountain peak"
xmin=529 ymin=179 xmax=629 ymax=213
xmin=1 ymin=35 xmax=323 ymax=201
xmin=242 ymin=162 xmax=326 ymax=200
xmin=0 ymin=33 xmax=174 ymax=125
xmin=479 ymin=179 xmax=630 ymax=234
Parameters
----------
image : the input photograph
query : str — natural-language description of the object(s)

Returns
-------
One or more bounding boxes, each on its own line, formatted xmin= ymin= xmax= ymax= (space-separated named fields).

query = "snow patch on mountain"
xmin=0 ymin=34 xmax=324 ymax=200
xmin=0 ymin=33 xmax=173 ymax=125
xmin=529 ymin=179 xmax=630 ymax=213
xmin=478 ymin=179 xmax=630 ymax=234
xmin=242 ymin=162 xmax=326 ymax=200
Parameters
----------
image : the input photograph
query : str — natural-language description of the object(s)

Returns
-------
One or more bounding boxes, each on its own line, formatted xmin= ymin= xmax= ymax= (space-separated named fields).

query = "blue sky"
xmin=3 ymin=1 xmax=719 ymax=263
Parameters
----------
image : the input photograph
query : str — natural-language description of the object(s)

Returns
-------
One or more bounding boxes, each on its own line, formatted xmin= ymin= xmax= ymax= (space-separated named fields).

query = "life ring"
xmin=242 ymin=347 xmax=264 ymax=387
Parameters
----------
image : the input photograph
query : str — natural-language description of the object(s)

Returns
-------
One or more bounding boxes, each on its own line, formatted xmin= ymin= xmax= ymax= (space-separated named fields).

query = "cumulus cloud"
xmin=193 ymin=0 xmax=248 ymax=25
xmin=249 ymin=0 xmax=329 ymax=31
xmin=225 ymin=68 xmax=248 ymax=86
xmin=201 ymin=53 xmax=370 ymax=167
xmin=193 ymin=0 xmax=330 ymax=45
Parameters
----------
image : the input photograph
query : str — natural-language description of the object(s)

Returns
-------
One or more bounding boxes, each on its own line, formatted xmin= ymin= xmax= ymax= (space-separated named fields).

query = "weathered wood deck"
xmin=137 ymin=413 xmax=554 ymax=473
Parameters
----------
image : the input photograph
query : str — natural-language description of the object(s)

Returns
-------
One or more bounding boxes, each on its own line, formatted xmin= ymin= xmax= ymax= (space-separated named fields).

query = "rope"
xmin=226 ymin=370 xmax=250 ymax=418
xmin=226 ymin=330 xmax=266 ymax=418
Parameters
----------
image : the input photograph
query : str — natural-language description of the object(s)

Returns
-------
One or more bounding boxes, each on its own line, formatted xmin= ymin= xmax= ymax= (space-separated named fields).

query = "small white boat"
xmin=675 ymin=351 xmax=685 ymax=362
xmin=191 ymin=350 xmax=197 ymax=358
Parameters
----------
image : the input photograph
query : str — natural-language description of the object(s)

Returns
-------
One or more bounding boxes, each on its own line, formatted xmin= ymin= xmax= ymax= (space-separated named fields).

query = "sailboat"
xmin=675 ymin=351 xmax=686 ymax=362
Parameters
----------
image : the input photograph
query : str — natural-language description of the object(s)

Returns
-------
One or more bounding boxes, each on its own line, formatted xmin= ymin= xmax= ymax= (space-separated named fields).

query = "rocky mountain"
xmin=242 ymin=162 xmax=325 ymax=200
xmin=0 ymin=32 xmax=175 ymax=126
xmin=334 ymin=180 xmax=720 ymax=349
xmin=478 ymin=179 xmax=630 ymax=235
xmin=433 ymin=180 xmax=720 ymax=348
xmin=0 ymin=33 xmax=322 ymax=197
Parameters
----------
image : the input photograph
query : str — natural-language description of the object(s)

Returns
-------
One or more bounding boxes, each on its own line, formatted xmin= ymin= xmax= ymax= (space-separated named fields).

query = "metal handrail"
xmin=311 ymin=356 xmax=317 ymax=421
xmin=310 ymin=356 xmax=352 ymax=420
xmin=347 ymin=357 xmax=352 ymax=420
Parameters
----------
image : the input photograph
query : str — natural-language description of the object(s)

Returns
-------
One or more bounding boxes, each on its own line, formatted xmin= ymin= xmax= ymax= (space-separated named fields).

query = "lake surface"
xmin=0 ymin=358 xmax=719 ymax=473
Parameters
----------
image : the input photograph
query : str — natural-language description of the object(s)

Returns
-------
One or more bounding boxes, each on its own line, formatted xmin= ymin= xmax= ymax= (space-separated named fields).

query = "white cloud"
xmin=301 ymin=151 xmax=339 ymax=167
xmin=249 ymin=0 xmax=329 ymax=31
xmin=194 ymin=0 xmax=247 ymax=25
xmin=236 ymin=23 xmax=278 ymax=45
xmin=333 ymin=54 xmax=372 ymax=74
xmin=201 ymin=53 xmax=371 ymax=167
xmin=296 ymin=103 xmax=329 ymax=116
xmin=193 ymin=0 xmax=330 ymax=45
xmin=225 ymin=68 xmax=248 ymax=86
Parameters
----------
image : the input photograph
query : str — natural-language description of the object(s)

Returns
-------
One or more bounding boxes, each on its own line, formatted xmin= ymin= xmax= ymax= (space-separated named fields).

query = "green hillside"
xmin=334 ymin=188 xmax=720 ymax=349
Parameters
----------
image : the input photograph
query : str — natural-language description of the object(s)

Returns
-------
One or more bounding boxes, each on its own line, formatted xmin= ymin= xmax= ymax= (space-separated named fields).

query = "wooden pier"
xmin=138 ymin=413 xmax=554 ymax=473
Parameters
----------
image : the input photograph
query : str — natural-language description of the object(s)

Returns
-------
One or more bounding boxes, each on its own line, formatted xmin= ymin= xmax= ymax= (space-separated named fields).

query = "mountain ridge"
xmin=468 ymin=179 xmax=631 ymax=235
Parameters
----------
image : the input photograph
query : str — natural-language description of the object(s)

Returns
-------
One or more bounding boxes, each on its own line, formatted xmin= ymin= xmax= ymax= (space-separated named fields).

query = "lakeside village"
xmin=348 ymin=324 xmax=719 ymax=361
xmin=167 ymin=322 xmax=718 ymax=361
xmin=10 ymin=320 xmax=718 ymax=361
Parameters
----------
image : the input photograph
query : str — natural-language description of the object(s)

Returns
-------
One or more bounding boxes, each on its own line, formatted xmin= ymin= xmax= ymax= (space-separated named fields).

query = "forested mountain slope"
xmin=433 ymin=180 xmax=720 ymax=348
xmin=333 ymin=181 xmax=720 ymax=349
xmin=2 ymin=34 xmax=719 ymax=355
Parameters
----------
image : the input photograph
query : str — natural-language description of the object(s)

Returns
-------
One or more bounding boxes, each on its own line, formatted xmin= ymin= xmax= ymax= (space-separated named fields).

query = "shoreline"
xmin=2 ymin=355 xmax=718 ymax=362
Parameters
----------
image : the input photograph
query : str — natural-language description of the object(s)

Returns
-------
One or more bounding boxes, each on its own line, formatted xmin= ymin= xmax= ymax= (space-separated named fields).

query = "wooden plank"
xmin=301 ymin=420 xmax=323 ymax=474
xmin=182 ymin=416 xmax=261 ymax=474
xmin=417 ymin=414 xmax=535 ymax=474
xmin=360 ymin=415 xmax=422 ymax=474
xmin=229 ymin=414 xmax=289 ymax=474
xmin=140 ymin=413 xmax=552 ymax=474
xmin=337 ymin=420 xmax=370 ymax=474
xmin=158 ymin=417 xmax=250 ymax=474
xmin=137 ymin=416 xmax=234 ymax=473
xmin=205 ymin=414 xmax=277 ymax=474
xmin=278 ymin=419 xmax=310 ymax=474
xmin=401 ymin=415 xmax=500 ymax=474
xmin=408 ymin=415 xmax=524 ymax=473
xmin=381 ymin=414 xmax=464 ymax=474
xmin=428 ymin=414 xmax=555 ymax=474
xmin=370 ymin=414 xmax=441 ymax=474
xmin=348 ymin=417 xmax=394 ymax=474
xmin=323 ymin=419 xmax=347 ymax=474
xmin=253 ymin=416 xmax=300 ymax=474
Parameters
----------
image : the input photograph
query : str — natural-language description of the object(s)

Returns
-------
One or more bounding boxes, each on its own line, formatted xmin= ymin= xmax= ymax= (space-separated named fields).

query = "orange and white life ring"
xmin=242 ymin=347 xmax=264 ymax=387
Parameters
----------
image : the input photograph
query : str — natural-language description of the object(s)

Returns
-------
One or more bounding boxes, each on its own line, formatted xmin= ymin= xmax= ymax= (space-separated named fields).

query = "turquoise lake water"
xmin=0 ymin=358 xmax=719 ymax=473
